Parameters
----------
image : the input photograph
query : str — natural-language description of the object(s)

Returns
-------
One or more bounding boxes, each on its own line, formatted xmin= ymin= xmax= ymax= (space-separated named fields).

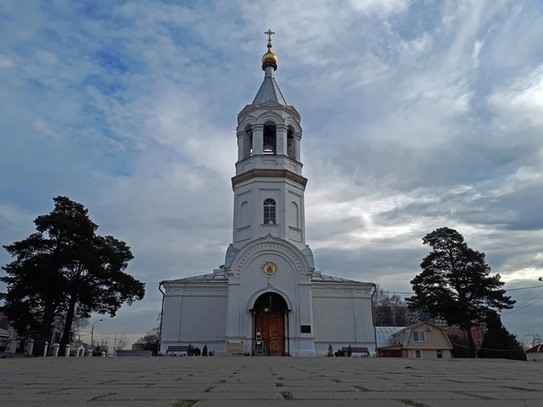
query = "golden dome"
xmin=262 ymin=29 xmax=277 ymax=70
xmin=262 ymin=47 xmax=278 ymax=66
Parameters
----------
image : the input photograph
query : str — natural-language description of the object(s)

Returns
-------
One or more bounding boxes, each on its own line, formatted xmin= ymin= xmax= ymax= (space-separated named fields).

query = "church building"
xmin=159 ymin=32 xmax=376 ymax=356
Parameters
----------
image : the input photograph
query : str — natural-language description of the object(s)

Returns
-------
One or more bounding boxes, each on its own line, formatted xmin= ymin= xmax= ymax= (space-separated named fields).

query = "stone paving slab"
xmin=2 ymin=357 xmax=543 ymax=406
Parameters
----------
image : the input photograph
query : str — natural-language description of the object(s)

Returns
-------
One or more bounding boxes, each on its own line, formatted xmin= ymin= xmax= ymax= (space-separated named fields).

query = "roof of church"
xmin=311 ymin=273 xmax=364 ymax=284
xmin=162 ymin=271 xmax=366 ymax=285
xmin=252 ymin=29 xmax=287 ymax=106
xmin=163 ymin=269 xmax=228 ymax=284
xmin=252 ymin=75 xmax=287 ymax=106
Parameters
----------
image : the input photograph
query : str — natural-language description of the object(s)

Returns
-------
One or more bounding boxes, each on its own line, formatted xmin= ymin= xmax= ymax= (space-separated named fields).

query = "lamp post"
xmin=90 ymin=319 xmax=103 ymax=348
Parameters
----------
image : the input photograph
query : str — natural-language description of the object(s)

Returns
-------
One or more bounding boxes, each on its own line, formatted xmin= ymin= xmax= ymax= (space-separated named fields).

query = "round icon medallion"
xmin=262 ymin=261 xmax=277 ymax=276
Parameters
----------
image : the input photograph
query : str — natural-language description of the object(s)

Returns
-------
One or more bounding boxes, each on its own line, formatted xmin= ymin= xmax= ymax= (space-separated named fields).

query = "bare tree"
xmin=93 ymin=336 xmax=109 ymax=356
xmin=114 ymin=333 xmax=129 ymax=351
xmin=523 ymin=332 xmax=543 ymax=348
xmin=135 ymin=329 xmax=159 ymax=355
xmin=373 ymin=284 xmax=412 ymax=326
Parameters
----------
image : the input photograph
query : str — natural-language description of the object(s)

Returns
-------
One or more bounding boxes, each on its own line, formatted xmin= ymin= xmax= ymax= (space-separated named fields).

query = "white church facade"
xmin=159 ymin=32 xmax=376 ymax=356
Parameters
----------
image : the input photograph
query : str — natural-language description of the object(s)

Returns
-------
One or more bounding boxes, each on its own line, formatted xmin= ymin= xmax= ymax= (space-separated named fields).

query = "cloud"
xmin=487 ymin=64 xmax=543 ymax=131
xmin=1 ymin=0 xmax=543 ymax=341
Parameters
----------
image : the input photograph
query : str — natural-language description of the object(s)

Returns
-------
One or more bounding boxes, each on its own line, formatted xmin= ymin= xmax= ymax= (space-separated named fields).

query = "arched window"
xmin=263 ymin=123 xmax=276 ymax=155
xmin=263 ymin=198 xmax=276 ymax=224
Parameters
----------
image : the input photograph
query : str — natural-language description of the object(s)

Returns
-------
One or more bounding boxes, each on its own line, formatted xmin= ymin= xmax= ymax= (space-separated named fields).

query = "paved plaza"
xmin=2 ymin=356 xmax=542 ymax=406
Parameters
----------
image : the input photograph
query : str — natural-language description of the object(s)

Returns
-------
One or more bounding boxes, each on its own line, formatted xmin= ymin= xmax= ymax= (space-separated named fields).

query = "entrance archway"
xmin=253 ymin=292 xmax=288 ymax=356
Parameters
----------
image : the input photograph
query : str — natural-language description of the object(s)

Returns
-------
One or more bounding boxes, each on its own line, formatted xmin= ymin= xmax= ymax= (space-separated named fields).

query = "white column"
xmin=25 ymin=338 xmax=34 ymax=356
xmin=236 ymin=130 xmax=245 ymax=161
xmin=295 ymin=134 xmax=302 ymax=162
xmin=225 ymin=279 xmax=244 ymax=351
xmin=276 ymin=124 xmax=287 ymax=156
xmin=296 ymin=283 xmax=316 ymax=356
xmin=8 ymin=337 xmax=19 ymax=354
xmin=252 ymin=124 xmax=264 ymax=155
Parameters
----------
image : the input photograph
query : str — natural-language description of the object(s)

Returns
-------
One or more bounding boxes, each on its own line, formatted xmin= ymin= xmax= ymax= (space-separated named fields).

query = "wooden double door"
xmin=253 ymin=292 xmax=287 ymax=356
xmin=255 ymin=311 xmax=285 ymax=356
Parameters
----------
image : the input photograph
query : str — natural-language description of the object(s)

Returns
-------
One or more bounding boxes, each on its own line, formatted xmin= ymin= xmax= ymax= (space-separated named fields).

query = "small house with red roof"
xmin=526 ymin=344 xmax=543 ymax=362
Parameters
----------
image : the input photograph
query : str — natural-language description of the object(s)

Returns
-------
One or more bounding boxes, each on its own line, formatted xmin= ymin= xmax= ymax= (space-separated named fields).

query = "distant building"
xmin=0 ymin=309 xmax=14 ymax=352
xmin=446 ymin=321 xmax=486 ymax=356
xmin=377 ymin=322 xmax=453 ymax=359
xmin=0 ymin=327 xmax=9 ymax=351
xmin=526 ymin=344 xmax=543 ymax=362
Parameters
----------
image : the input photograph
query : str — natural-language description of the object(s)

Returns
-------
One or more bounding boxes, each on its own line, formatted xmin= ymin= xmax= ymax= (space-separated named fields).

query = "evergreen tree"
xmin=479 ymin=312 xmax=525 ymax=360
xmin=406 ymin=227 xmax=515 ymax=357
xmin=1 ymin=196 xmax=145 ymax=355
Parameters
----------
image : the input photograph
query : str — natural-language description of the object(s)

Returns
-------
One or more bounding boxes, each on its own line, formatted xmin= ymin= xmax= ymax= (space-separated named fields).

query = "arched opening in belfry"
xmin=263 ymin=122 xmax=276 ymax=155
xmin=287 ymin=126 xmax=296 ymax=159
xmin=252 ymin=292 xmax=289 ymax=356
xmin=243 ymin=125 xmax=253 ymax=159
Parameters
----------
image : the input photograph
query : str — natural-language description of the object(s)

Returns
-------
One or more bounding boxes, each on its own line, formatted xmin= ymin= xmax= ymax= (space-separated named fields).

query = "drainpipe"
xmin=370 ymin=283 xmax=378 ymax=357
xmin=158 ymin=282 xmax=165 ymax=355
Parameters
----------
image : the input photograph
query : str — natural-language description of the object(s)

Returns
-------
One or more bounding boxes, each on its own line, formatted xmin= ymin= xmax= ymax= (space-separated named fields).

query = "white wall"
xmin=312 ymin=284 xmax=376 ymax=355
xmin=160 ymin=284 xmax=227 ymax=354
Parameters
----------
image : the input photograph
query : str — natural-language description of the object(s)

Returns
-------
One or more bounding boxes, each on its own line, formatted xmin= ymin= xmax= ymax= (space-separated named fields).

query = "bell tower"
xmin=159 ymin=31 xmax=375 ymax=358
xmin=230 ymin=31 xmax=309 ymax=253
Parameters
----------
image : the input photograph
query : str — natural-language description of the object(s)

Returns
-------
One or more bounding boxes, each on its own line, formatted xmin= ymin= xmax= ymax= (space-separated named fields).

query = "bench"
xmin=225 ymin=341 xmax=244 ymax=356
xmin=166 ymin=345 xmax=192 ymax=356
xmin=342 ymin=346 xmax=369 ymax=357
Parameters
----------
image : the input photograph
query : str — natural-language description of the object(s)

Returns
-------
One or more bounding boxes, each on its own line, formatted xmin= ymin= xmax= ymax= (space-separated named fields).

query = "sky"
xmin=1 ymin=0 xmax=543 ymax=348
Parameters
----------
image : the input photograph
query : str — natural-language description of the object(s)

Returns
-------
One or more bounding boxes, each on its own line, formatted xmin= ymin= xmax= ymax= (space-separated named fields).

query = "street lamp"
xmin=90 ymin=319 xmax=103 ymax=348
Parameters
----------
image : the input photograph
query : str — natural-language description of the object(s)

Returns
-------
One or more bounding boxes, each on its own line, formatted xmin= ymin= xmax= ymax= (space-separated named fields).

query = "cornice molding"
xmin=232 ymin=169 xmax=307 ymax=189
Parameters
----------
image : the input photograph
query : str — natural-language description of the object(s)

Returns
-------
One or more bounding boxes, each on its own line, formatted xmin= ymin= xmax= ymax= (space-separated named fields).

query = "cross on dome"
xmin=261 ymin=28 xmax=278 ymax=70
xmin=265 ymin=29 xmax=275 ymax=45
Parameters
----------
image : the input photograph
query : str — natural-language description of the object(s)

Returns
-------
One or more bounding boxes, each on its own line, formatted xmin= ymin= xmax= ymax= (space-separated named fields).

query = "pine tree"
xmin=479 ymin=311 xmax=525 ymax=360
xmin=1 ymin=196 xmax=145 ymax=355
xmin=406 ymin=227 xmax=515 ymax=357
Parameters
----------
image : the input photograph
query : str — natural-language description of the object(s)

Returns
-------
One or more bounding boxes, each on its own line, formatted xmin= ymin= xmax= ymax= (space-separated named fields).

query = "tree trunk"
xmin=466 ymin=326 xmax=476 ymax=358
xmin=59 ymin=294 xmax=77 ymax=356
xmin=36 ymin=301 xmax=55 ymax=356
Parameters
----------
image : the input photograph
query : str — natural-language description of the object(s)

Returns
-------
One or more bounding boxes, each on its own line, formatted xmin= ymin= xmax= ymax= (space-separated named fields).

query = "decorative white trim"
xmin=288 ymin=189 xmax=302 ymax=197
xmin=312 ymin=288 xmax=371 ymax=297
xmin=171 ymin=288 xmax=228 ymax=296
xmin=231 ymin=236 xmax=311 ymax=281
xmin=237 ymin=189 xmax=252 ymax=197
